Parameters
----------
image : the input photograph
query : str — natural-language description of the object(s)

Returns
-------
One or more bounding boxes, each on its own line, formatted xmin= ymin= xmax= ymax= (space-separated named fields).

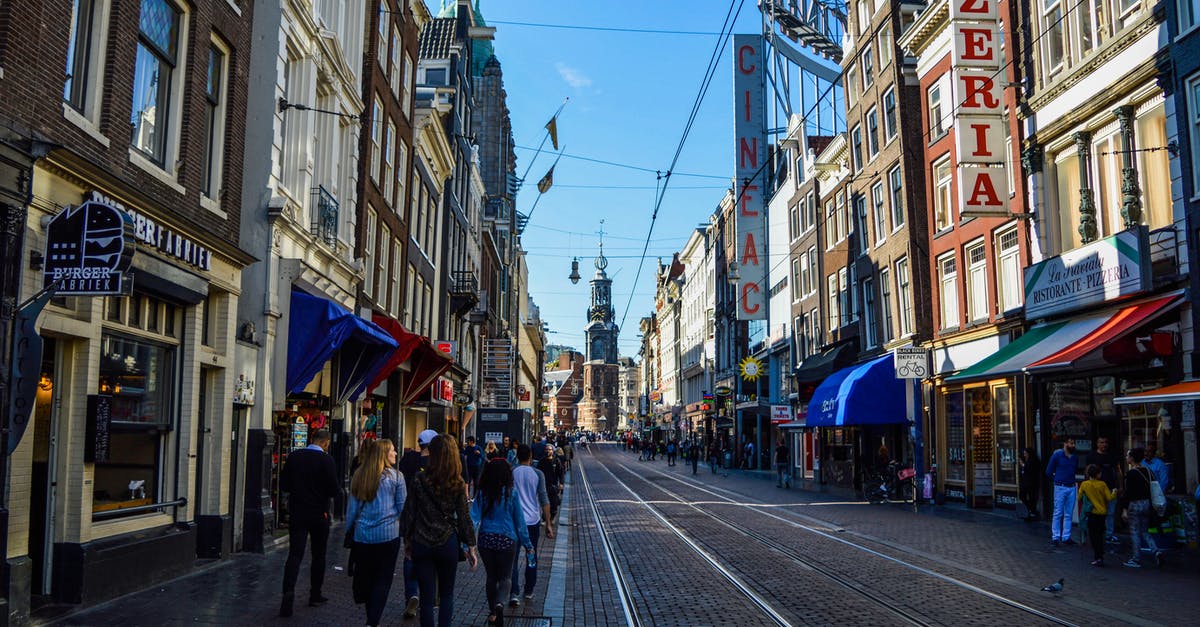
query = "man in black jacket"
xmin=278 ymin=429 xmax=339 ymax=617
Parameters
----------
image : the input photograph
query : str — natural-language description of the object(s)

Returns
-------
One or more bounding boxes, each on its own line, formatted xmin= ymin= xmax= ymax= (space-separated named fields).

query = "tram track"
xmin=599 ymin=447 xmax=1083 ymax=627
xmin=576 ymin=452 xmax=644 ymax=627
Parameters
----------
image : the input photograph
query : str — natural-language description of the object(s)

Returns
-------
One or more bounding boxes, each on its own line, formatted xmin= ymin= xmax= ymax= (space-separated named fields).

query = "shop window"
xmin=131 ymin=0 xmax=184 ymax=165
xmin=945 ymin=389 xmax=966 ymax=482
xmin=995 ymin=385 xmax=1017 ymax=486
xmin=94 ymin=333 xmax=175 ymax=518
xmin=968 ymin=387 xmax=994 ymax=506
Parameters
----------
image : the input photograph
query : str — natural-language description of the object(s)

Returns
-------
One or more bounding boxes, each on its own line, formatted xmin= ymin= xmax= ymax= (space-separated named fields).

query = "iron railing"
xmin=310 ymin=185 xmax=339 ymax=246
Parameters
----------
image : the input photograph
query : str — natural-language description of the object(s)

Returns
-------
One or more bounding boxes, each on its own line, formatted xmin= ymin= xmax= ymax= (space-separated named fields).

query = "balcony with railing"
xmin=450 ymin=270 xmax=480 ymax=315
xmin=1149 ymin=223 xmax=1185 ymax=286
xmin=310 ymin=185 xmax=339 ymax=247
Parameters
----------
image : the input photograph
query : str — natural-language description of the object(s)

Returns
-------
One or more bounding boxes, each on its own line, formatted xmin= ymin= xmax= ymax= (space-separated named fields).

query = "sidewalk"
xmin=619 ymin=446 xmax=1200 ymax=626
xmin=38 ymin=487 xmax=575 ymax=627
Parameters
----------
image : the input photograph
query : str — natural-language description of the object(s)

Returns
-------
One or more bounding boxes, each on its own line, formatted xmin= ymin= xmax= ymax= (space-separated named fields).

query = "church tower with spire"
xmin=579 ymin=225 xmax=620 ymax=432
xmin=584 ymin=228 xmax=619 ymax=364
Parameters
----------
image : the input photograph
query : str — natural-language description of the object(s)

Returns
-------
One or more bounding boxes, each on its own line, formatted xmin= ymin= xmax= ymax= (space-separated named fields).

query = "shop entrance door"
xmin=966 ymin=387 xmax=995 ymax=508
xmin=29 ymin=338 xmax=59 ymax=597
xmin=229 ymin=407 xmax=245 ymax=551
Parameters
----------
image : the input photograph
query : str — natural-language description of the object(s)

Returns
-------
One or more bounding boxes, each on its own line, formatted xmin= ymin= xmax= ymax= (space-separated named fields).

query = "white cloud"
xmin=556 ymin=62 xmax=593 ymax=89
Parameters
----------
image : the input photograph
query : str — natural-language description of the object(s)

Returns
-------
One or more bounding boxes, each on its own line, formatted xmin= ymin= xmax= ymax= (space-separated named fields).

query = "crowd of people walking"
xmin=277 ymin=430 xmax=574 ymax=627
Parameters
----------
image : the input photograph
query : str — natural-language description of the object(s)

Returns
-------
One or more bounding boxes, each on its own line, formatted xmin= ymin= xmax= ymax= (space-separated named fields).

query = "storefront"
xmin=363 ymin=315 xmax=453 ymax=451
xmin=13 ymin=180 xmax=253 ymax=605
xmin=807 ymin=355 xmax=909 ymax=493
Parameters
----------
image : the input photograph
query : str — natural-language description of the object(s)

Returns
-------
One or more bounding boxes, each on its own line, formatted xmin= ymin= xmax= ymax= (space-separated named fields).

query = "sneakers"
xmin=1123 ymin=559 xmax=1141 ymax=568
xmin=1061 ymin=539 xmax=1077 ymax=546
xmin=1154 ymin=550 xmax=1165 ymax=566
xmin=1106 ymin=534 xmax=1120 ymax=544
xmin=404 ymin=596 xmax=419 ymax=618
xmin=509 ymin=595 xmax=520 ymax=608
xmin=524 ymin=592 xmax=535 ymax=601
xmin=1090 ymin=559 xmax=1104 ymax=567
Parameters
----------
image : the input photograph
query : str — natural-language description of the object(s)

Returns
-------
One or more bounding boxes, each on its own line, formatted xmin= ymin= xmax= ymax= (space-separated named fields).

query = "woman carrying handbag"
xmin=345 ymin=439 xmax=406 ymax=626
xmin=1120 ymin=447 xmax=1163 ymax=568
xmin=471 ymin=458 xmax=534 ymax=626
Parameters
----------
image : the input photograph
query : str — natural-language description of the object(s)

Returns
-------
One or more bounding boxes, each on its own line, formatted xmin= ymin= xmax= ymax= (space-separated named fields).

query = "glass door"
xmin=967 ymin=387 xmax=995 ymax=508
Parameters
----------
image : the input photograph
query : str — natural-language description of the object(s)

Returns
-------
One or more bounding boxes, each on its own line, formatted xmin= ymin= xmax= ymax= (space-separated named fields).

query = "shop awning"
xmin=367 ymin=314 xmax=454 ymax=405
xmin=777 ymin=421 xmax=808 ymax=429
xmin=286 ymin=290 xmax=398 ymax=400
xmin=945 ymin=294 xmax=1182 ymax=382
xmin=794 ymin=340 xmax=857 ymax=383
xmin=807 ymin=355 xmax=907 ymax=427
xmin=1114 ymin=380 xmax=1200 ymax=405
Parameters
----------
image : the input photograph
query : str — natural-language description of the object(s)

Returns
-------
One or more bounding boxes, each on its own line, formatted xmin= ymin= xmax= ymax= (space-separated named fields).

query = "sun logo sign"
xmin=739 ymin=356 xmax=764 ymax=383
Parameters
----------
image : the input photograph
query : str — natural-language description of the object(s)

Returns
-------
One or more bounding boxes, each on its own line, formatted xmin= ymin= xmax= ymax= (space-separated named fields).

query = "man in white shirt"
xmin=510 ymin=444 xmax=554 ymax=606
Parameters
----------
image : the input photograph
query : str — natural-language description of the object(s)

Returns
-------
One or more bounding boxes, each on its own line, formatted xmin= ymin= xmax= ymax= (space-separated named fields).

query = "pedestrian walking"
xmin=1045 ymin=437 xmax=1078 ymax=546
xmin=537 ymin=444 xmax=565 ymax=523
xmin=1084 ymin=436 xmax=1122 ymax=543
xmin=666 ymin=440 xmax=677 ymax=466
xmin=471 ymin=459 xmax=534 ymax=626
xmin=398 ymin=429 xmax=436 ymax=618
xmin=1018 ymin=448 xmax=1042 ymax=521
xmin=402 ymin=434 xmax=478 ymax=626
xmin=775 ymin=440 xmax=791 ymax=488
xmin=1121 ymin=448 xmax=1163 ymax=568
xmin=346 ymin=440 xmax=406 ymax=626
xmin=463 ymin=436 xmax=484 ymax=497
xmin=1077 ymin=464 xmax=1116 ymax=567
xmin=690 ymin=440 xmax=700 ymax=475
xmin=485 ymin=440 xmax=501 ymax=461
xmin=709 ymin=442 xmax=720 ymax=474
xmin=510 ymin=444 xmax=555 ymax=607
xmin=278 ymin=429 xmax=339 ymax=617
xmin=506 ymin=440 xmax=520 ymax=467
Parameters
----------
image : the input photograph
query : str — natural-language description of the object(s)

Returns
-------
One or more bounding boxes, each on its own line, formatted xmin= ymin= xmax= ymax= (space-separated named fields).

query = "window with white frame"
xmin=1182 ymin=0 xmax=1200 ymax=31
xmin=810 ymin=308 xmax=821 ymax=349
xmin=807 ymin=247 xmax=817 ymax=294
xmin=383 ymin=121 xmax=395 ymax=203
xmin=370 ymin=98 xmax=382 ymax=183
xmin=886 ymin=167 xmax=905 ymax=232
xmin=928 ymin=83 xmax=945 ymax=137
xmin=861 ymin=45 xmax=874 ymax=89
xmin=836 ymin=191 xmax=848 ymax=243
xmin=863 ymin=276 xmax=878 ymax=348
xmin=855 ymin=194 xmax=870 ymax=251
xmin=827 ymin=274 xmax=839 ymax=332
xmin=872 ymin=181 xmax=887 ymax=245
xmin=377 ymin=5 xmax=388 ymax=68
xmin=857 ymin=1 xmax=871 ymax=34
xmin=867 ymin=107 xmax=880 ymax=159
xmin=65 ymin=0 xmax=109 ymax=117
xmin=939 ymin=253 xmax=960 ymax=329
xmin=839 ymin=267 xmax=851 ymax=326
xmin=379 ymin=224 xmax=391 ymax=305
xmin=396 ymin=141 xmax=408 ymax=209
xmin=934 ymin=157 xmax=953 ymax=230
xmin=995 ymin=227 xmax=1022 ymax=312
xmin=1042 ymin=0 xmax=1065 ymax=77
xmin=795 ymin=314 xmax=808 ymax=360
xmin=846 ymin=65 xmax=858 ymax=109
xmin=880 ymin=267 xmax=894 ymax=343
xmin=392 ymin=243 xmax=403 ymax=317
xmin=131 ymin=0 xmax=184 ymax=165
xmin=799 ymin=196 xmax=809 ymax=233
xmin=805 ymin=192 xmax=816 ymax=232
xmin=364 ymin=207 xmax=377 ymax=297
xmin=405 ymin=265 xmax=415 ymax=328
xmin=851 ymin=125 xmax=863 ymax=172
xmin=849 ymin=265 xmax=858 ymax=319
xmin=390 ymin=26 xmax=402 ymax=96
xmin=790 ymin=203 xmax=800 ymax=241
xmin=424 ymin=283 xmax=433 ymax=335
xmin=800 ymin=249 xmax=811 ymax=295
xmin=201 ymin=40 xmax=228 ymax=201
xmin=1191 ymin=76 xmax=1200 ymax=194
xmin=878 ymin=21 xmax=893 ymax=67
xmin=792 ymin=259 xmax=802 ymax=300
xmin=883 ymin=87 xmax=897 ymax=142
xmin=966 ymin=242 xmax=988 ymax=322
xmin=897 ymin=257 xmax=913 ymax=336
xmin=825 ymin=199 xmax=837 ymax=249
xmin=403 ymin=53 xmax=414 ymax=117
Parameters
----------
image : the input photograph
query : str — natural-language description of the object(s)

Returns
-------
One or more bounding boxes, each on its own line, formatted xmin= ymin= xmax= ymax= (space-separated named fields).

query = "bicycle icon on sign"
xmin=897 ymin=362 xmax=926 ymax=378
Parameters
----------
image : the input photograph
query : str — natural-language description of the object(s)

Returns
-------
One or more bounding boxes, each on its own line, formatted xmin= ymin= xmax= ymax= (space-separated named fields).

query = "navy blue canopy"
xmin=807 ymin=355 xmax=907 ymax=427
xmin=286 ymin=290 xmax=398 ymax=403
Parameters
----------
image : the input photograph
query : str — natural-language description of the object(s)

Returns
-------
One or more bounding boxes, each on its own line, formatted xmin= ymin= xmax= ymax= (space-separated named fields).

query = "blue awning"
xmin=286 ymin=290 xmax=398 ymax=402
xmin=807 ymin=355 xmax=907 ymax=427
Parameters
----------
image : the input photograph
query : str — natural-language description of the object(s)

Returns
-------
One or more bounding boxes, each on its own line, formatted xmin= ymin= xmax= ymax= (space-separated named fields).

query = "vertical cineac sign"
xmin=951 ymin=0 xmax=1009 ymax=218
xmin=733 ymin=34 xmax=767 ymax=320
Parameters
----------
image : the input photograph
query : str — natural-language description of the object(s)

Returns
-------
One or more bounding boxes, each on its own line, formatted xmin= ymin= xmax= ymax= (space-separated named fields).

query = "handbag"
xmin=1149 ymin=476 xmax=1167 ymax=516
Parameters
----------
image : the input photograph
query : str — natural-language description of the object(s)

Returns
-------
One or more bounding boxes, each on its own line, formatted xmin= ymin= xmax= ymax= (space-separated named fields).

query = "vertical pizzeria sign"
xmin=952 ymin=0 xmax=1009 ymax=217
xmin=733 ymin=34 xmax=767 ymax=320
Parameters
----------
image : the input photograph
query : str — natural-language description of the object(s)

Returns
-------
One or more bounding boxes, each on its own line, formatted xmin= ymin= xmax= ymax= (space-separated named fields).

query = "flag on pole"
xmin=545 ymin=115 xmax=559 ymax=150
xmin=536 ymin=166 xmax=554 ymax=194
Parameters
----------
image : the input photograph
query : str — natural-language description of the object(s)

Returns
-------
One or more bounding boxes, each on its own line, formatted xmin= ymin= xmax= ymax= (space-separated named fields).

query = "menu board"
xmin=85 ymin=394 xmax=112 ymax=463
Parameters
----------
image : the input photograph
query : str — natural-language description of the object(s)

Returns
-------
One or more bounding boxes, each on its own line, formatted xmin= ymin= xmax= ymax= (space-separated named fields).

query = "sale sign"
xmin=733 ymin=34 xmax=767 ymax=320
xmin=951 ymin=0 xmax=1010 ymax=218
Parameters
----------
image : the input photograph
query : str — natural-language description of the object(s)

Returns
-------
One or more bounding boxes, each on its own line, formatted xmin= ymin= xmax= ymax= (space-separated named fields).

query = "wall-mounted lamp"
xmin=726 ymin=261 xmax=740 ymax=286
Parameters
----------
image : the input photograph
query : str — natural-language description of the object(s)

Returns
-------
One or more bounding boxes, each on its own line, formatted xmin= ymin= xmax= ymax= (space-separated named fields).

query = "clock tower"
xmin=584 ymin=236 xmax=618 ymax=364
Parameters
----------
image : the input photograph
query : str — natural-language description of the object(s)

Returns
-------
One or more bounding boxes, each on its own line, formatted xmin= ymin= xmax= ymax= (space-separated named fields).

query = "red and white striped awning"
xmin=1114 ymin=380 xmax=1200 ymax=405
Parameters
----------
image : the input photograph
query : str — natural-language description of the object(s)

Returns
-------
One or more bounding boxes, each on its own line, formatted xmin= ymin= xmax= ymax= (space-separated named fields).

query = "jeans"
xmin=403 ymin=557 xmax=417 ymax=598
xmin=1086 ymin=513 xmax=1106 ymax=561
xmin=412 ymin=534 xmax=460 ymax=627
xmin=776 ymin=462 xmax=791 ymax=487
xmin=667 ymin=452 xmax=676 ymax=466
xmin=1127 ymin=500 xmax=1158 ymax=560
xmin=281 ymin=516 xmax=330 ymax=598
xmin=351 ymin=537 xmax=400 ymax=626
xmin=480 ymin=546 xmax=516 ymax=611
xmin=1050 ymin=484 xmax=1076 ymax=542
xmin=1105 ymin=503 xmax=1116 ymax=538
xmin=510 ymin=523 xmax=541 ymax=596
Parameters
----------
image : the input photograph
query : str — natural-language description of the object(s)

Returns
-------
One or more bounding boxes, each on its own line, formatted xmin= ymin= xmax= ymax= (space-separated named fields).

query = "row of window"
xmin=845 ymin=21 xmax=895 ymax=110
xmin=788 ymin=165 xmax=907 ymax=251
xmin=937 ymin=228 xmax=1023 ymax=331
xmin=849 ymin=86 xmax=898 ymax=172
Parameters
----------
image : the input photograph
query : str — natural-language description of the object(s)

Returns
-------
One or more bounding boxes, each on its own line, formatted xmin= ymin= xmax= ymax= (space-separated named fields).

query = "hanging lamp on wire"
xmin=568 ymin=257 xmax=581 ymax=284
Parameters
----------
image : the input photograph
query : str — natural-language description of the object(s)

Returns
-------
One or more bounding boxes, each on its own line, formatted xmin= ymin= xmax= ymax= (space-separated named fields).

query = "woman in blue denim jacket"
xmin=346 ymin=439 xmax=406 ymax=626
xmin=471 ymin=458 xmax=533 ymax=626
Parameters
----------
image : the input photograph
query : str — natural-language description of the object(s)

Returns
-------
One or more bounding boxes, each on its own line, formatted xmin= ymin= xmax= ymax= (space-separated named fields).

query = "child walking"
xmin=1078 ymin=464 xmax=1117 ymax=567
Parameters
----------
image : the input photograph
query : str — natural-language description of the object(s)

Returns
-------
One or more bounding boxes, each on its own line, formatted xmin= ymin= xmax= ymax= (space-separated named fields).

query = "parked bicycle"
xmin=865 ymin=461 xmax=918 ymax=511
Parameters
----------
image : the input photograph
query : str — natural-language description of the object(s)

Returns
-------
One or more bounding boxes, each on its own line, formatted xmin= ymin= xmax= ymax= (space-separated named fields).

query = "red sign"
xmin=433 ymin=340 xmax=456 ymax=359
xmin=430 ymin=378 xmax=453 ymax=403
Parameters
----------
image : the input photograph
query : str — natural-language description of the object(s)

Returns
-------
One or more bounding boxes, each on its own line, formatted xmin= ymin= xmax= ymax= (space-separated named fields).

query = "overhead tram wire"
xmin=618 ymin=0 xmax=746 ymax=332
xmin=488 ymin=19 xmax=726 ymax=37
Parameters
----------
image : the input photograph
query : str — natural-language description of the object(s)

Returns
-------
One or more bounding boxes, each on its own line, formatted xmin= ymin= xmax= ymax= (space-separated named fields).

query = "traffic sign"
xmin=893 ymin=347 xmax=929 ymax=379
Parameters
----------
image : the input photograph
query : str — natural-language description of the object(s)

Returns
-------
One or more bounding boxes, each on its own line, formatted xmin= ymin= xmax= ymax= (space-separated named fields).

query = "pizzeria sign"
xmin=1023 ymin=226 xmax=1150 ymax=319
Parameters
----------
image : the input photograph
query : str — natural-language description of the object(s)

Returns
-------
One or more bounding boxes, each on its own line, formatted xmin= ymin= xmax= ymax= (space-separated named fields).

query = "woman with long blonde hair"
xmin=402 ymin=434 xmax=477 ymax=626
xmin=346 ymin=439 xmax=405 ymax=626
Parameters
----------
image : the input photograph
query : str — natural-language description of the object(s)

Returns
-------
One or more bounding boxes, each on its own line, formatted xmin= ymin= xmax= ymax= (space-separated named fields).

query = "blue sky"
xmin=481 ymin=0 xmax=765 ymax=358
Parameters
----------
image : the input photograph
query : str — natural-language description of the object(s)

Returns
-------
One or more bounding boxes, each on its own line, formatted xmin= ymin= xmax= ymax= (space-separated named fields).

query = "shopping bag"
xmin=1150 ymin=479 xmax=1167 ymax=516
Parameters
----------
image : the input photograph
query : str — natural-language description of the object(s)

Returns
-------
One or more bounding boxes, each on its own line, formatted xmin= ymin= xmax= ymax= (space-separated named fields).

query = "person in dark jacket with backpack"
xmin=278 ymin=429 xmax=339 ymax=617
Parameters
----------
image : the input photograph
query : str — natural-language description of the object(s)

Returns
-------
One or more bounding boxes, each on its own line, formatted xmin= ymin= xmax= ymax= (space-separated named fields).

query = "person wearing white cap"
xmin=398 ymin=429 xmax=438 ymax=618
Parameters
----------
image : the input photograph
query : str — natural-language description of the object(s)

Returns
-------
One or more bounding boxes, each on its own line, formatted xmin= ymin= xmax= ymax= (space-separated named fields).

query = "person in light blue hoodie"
xmin=471 ymin=458 xmax=533 ymax=626
xmin=345 ymin=439 xmax=406 ymax=627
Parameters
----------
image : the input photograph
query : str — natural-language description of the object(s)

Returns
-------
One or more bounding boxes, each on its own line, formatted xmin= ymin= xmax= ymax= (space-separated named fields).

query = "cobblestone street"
xmin=39 ymin=443 xmax=1200 ymax=626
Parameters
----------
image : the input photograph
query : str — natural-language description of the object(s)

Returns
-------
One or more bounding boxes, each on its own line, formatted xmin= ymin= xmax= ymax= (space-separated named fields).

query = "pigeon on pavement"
xmin=1041 ymin=578 xmax=1064 ymax=593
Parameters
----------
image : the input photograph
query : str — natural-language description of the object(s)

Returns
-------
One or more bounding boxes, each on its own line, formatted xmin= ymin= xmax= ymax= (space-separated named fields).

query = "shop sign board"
xmin=233 ymin=372 xmax=255 ymax=406
xmin=1023 ymin=226 xmax=1150 ymax=319
xmin=43 ymin=194 xmax=135 ymax=295
xmin=434 ymin=340 xmax=456 ymax=360
xmin=732 ymin=34 xmax=767 ymax=320
xmin=770 ymin=405 xmax=790 ymax=424
xmin=714 ymin=385 xmax=732 ymax=396
xmin=84 ymin=394 xmax=112 ymax=463
xmin=893 ymin=347 xmax=929 ymax=379
xmin=950 ymin=0 xmax=1010 ymax=218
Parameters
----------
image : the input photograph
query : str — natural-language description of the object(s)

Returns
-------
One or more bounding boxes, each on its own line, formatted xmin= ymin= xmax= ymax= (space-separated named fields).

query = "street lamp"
xmin=726 ymin=261 xmax=740 ymax=286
